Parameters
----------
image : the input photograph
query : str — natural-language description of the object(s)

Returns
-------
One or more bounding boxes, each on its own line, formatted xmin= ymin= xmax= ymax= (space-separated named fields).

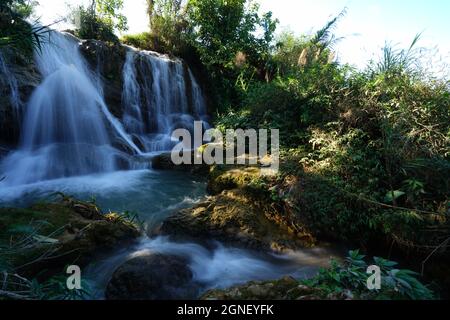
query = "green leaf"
xmin=384 ymin=190 xmax=405 ymax=203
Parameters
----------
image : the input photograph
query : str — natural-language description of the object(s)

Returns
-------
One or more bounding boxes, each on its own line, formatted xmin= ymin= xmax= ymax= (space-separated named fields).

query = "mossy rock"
xmin=0 ymin=197 xmax=140 ymax=279
xmin=207 ymin=165 xmax=263 ymax=195
xmin=201 ymin=276 xmax=327 ymax=300
xmin=160 ymin=189 xmax=315 ymax=252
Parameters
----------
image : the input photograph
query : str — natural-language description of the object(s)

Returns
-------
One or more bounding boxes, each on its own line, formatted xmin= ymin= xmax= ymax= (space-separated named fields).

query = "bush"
xmin=304 ymin=250 xmax=435 ymax=300
xmin=0 ymin=0 xmax=49 ymax=56
xmin=71 ymin=6 xmax=118 ymax=42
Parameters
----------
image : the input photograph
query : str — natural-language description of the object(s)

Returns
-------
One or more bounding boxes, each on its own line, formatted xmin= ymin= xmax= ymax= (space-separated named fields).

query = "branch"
xmin=421 ymin=236 xmax=450 ymax=276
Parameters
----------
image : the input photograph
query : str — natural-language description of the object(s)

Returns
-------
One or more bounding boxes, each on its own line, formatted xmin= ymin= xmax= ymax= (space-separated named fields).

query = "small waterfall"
xmin=121 ymin=49 xmax=208 ymax=153
xmin=0 ymin=32 xmax=209 ymax=186
xmin=0 ymin=32 xmax=139 ymax=186
xmin=0 ymin=50 xmax=22 ymax=120
xmin=122 ymin=50 xmax=144 ymax=134
xmin=188 ymin=69 xmax=210 ymax=126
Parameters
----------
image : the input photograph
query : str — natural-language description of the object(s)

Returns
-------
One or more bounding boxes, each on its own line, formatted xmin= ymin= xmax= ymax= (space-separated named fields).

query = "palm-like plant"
xmin=0 ymin=0 xmax=51 ymax=55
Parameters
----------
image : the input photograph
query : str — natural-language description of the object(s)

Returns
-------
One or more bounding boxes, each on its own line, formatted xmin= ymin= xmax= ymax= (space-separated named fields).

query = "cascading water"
xmin=0 ymin=50 xmax=22 ymax=119
xmin=0 ymin=32 xmax=339 ymax=300
xmin=122 ymin=48 xmax=208 ymax=153
xmin=0 ymin=32 xmax=140 ymax=186
xmin=122 ymin=50 xmax=145 ymax=135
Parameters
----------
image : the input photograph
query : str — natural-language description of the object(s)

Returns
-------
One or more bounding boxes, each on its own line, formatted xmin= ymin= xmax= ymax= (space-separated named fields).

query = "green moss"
xmin=0 ymin=204 xmax=72 ymax=242
xmin=0 ymin=197 xmax=140 ymax=278
xmin=207 ymin=165 xmax=265 ymax=195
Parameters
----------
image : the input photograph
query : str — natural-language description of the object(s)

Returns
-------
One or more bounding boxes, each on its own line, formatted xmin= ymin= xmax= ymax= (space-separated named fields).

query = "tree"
xmin=71 ymin=0 xmax=128 ymax=42
xmin=95 ymin=0 xmax=128 ymax=32
xmin=0 ymin=0 xmax=49 ymax=55
xmin=187 ymin=0 xmax=276 ymax=75
xmin=185 ymin=0 xmax=277 ymax=106
xmin=144 ymin=0 xmax=190 ymax=53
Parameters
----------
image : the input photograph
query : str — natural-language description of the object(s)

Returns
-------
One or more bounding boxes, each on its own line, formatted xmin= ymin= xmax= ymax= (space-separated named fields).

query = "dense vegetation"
xmin=0 ymin=0 xmax=49 ymax=56
xmin=0 ymin=0 xmax=448 ymax=300
xmin=70 ymin=0 xmax=128 ymax=42
xmin=122 ymin=0 xmax=449 ymax=249
xmin=121 ymin=0 xmax=449 ymax=294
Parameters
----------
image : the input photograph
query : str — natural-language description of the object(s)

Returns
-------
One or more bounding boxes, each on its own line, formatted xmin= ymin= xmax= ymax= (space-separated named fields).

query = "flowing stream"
xmin=0 ymin=31 xmax=341 ymax=299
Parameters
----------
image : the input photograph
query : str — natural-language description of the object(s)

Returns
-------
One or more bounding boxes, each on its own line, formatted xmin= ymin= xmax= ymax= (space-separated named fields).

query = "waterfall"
xmin=122 ymin=50 xmax=145 ymax=135
xmin=0 ymin=32 xmax=139 ymax=186
xmin=122 ymin=49 xmax=208 ymax=153
xmin=0 ymin=50 xmax=22 ymax=119
xmin=0 ymin=32 xmax=209 ymax=186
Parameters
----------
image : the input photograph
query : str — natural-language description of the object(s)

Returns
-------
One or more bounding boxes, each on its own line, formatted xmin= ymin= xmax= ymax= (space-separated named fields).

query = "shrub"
xmin=304 ymin=250 xmax=435 ymax=300
xmin=71 ymin=6 xmax=118 ymax=42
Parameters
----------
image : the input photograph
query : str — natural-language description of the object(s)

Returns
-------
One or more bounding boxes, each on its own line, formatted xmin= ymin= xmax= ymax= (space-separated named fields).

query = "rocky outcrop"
xmin=202 ymin=276 xmax=349 ymax=300
xmin=0 ymin=196 xmax=140 ymax=278
xmin=159 ymin=164 xmax=315 ymax=252
xmin=160 ymin=188 xmax=314 ymax=252
xmin=0 ymin=49 xmax=41 ymax=146
xmin=207 ymin=165 xmax=262 ymax=195
xmin=201 ymin=277 xmax=336 ymax=301
xmin=105 ymin=252 xmax=197 ymax=300
xmin=151 ymin=152 xmax=209 ymax=174
xmin=79 ymin=39 xmax=127 ymax=118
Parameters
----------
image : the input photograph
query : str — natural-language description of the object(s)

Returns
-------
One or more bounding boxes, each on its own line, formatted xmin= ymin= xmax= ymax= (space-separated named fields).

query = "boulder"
xmin=207 ymin=165 xmax=262 ymax=195
xmin=105 ymin=253 xmax=197 ymax=300
xmin=151 ymin=152 xmax=209 ymax=174
xmin=0 ymin=196 xmax=141 ymax=278
xmin=160 ymin=189 xmax=315 ymax=252
xmin=201 ymin=276 xmax=327 ymax=300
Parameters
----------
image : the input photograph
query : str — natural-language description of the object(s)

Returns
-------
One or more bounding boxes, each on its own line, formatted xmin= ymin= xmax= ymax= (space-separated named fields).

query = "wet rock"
xmin=151 ymin=152 xmax=208 ymax=174
xmin=202 ymin=276 xmax=327 ymax=300
xmin=160 ymin=189 xmax=315 ymax=252
xmin=0 ymin=196 xmax=140 ymax=278
xmin=0 ymin=49 xmax=41 ymax=146
xmin=207 ymin=165 xmax=262 ymax=195
xmin=0 ymin=145 xmax=10 ymax=160
xmin=79 ymin=39 xmax=126 ymax=119
xmin=105 ymin=253 xmax=197 ymax=300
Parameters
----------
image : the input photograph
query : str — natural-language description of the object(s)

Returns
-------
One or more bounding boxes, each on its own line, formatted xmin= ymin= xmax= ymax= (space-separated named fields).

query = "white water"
xmin=0 ymin=32 xmax=142 ymax=186
xmin=85 ymin=236 xmax=340 ymax=299
xmin=121 ymin=48 xmax=208 ymax=152
xmin=0 ymin=50 xmax=22 ymax=119
xmin=0 ymin=31 xmax=340 ymax=300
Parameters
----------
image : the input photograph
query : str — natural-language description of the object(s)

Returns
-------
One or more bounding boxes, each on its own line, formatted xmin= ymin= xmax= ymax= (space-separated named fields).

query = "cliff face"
xmin=79 ymin=39 xmax=127 ymax=119
xmin=0 ymin=50 xmax=41 ymax=147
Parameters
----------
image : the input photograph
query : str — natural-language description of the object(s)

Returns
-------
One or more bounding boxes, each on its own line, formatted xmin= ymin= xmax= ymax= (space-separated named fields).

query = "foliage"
xmin=0 ymin=0 xmax=50 ymax=56
xmin=186 ymin=0 xmax=278 ymax=108
xmin=214 ymin=10 xmax=449 ymax=259
xmin=71 ymin=0 xmax=128 ymax=42
xmin=0 ymin=218 xmax=91 ymax=300
xmin=304 ymin=250 xmax=435 ymax=300
xmin=0 ymin=272 xmax=91 ymax=300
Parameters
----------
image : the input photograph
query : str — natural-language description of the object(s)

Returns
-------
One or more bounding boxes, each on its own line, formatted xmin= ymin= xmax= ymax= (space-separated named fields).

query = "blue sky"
xmin=35 ymin=0 xmax=450 ymax=69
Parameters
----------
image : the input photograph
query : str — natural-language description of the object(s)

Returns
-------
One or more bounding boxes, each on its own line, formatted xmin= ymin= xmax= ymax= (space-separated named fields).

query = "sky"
xmin=35 ymin=0 xmax=450 ymax=70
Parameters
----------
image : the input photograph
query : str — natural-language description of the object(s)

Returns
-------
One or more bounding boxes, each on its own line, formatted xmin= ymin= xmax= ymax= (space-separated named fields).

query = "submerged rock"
xmin=105 ymin=252 xmax=197 ymax=300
